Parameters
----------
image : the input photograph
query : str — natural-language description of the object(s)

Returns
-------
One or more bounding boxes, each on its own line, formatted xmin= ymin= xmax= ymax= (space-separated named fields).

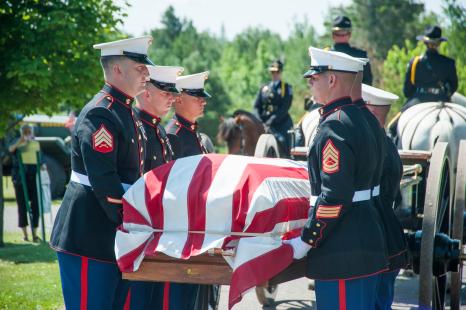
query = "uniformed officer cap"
xmin=176 ymin=71 xmax=211 ymax=98
xmin=93 ymin=36 xmax=154 ymax=65
xmin=332 ymin=15 xmax=352 ymax=32
xmin=303 ymin=47 xmax=365 ymax=78
xmin=268 ymin=59 xmax=284 ymax=72
xmin=147 ymin=65 xmax=184 ymax=93
xmin=416 ymin=25 xmax=447 ymax=43
xmin=362 ymin=84 xmax=399 ymax=106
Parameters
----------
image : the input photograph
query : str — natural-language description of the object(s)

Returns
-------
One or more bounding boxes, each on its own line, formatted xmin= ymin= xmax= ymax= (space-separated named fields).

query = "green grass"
xmin=0 ymin=232 xmax=63 ymax=310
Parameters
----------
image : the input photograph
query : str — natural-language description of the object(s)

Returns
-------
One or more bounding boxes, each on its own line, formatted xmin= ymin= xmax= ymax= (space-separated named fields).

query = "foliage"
xmin=0 ymin=0 xmax=127 ymax=134
xmin=382 ymin=0 xmax=466 ymax=118
xmin=0 ymin=233 xmax=62 ymax=309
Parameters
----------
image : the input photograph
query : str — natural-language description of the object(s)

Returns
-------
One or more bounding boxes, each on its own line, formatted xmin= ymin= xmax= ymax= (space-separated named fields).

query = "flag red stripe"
xmin=244 ymin=197 xmax=310 ymax=233
xmin=228 ymin=244 xmax=294 ymax=309
xmin=122 ymin=198 xmax=151 ymax=226
xmin=116 ymin=238 xmax=148 ymax=272
xmin=144 ymin=161 xmax=176 ymax=255
xmin=182 ymin=154 xmax=226 ymax=258
xmin=231 ymin=164 xmax=308 ymax=234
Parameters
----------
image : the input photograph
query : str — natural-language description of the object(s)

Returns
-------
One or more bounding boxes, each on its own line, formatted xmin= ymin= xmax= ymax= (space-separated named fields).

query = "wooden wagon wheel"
xmin=450 ymin=140 xmax=466 ymax=309
xmin=418 ymin=142 xmax=458 ymax=309
xmin=254 ymin=134 xmax=281 ymax=158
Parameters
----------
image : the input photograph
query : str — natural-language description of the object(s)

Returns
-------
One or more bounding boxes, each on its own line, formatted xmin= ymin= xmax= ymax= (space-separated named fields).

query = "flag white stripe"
xmin=157 ymin=155 xmax=203 ymax=258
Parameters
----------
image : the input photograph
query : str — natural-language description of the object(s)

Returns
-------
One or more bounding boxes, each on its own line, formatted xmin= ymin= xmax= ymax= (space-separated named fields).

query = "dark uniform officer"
xmin=403 ymin=25 xmax=458 ymax=111
xmin=285 ymin=47 xmax=388 ymax=309
xmin=50 ymin=36 xmax=153 ymax=309
xmin=132 ymin=65 xmax=182 ymax=310
xmin=165 ymin=71 xmax=219 ymax=310
xmin=360 ymin=84 xmax=408 ymax=309
xmin=330 ymin=16 xmax=373 ymax=85
xmin=253 ymin=60 xmax=293 ymax=154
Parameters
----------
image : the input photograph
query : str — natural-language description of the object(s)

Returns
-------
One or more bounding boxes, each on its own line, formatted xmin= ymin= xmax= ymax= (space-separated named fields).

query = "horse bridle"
xmin=238 ymin=123 xmax=245 ymax=155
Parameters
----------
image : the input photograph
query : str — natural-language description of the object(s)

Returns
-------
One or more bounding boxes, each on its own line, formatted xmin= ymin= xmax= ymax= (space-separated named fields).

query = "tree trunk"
xmin=0 ymin=139 xmax=5 ymax=247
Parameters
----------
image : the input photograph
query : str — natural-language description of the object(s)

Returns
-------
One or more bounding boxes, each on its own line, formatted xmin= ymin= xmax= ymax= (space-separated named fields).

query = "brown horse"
xmin=217 ymin=110 xmax=265 ymax=155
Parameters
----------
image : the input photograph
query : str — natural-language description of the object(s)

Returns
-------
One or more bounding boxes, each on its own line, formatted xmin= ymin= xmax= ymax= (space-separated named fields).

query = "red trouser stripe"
xmin=163 ymin=282 xmax=170 ymax=310
xmin=338 ymin=279 xmax=346 ymax=310
xmin=124 ymin=289 xmax=131 ymax=310
xmin=80 ymin=257 xmax=88 ymax=310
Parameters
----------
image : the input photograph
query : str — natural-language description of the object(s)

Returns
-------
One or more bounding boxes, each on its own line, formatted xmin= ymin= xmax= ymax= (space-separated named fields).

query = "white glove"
xmin=283 ymin=237 xmax=312 ymax=260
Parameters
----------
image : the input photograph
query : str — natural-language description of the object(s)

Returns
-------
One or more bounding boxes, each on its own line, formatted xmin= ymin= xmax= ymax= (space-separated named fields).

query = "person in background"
xmin=329 ymin=15 xmax=373 ymax=85
xmin=8 ymin=124 xmax=41 ymax=242
xmin=253 ymin=59 xmax=293 ymax=154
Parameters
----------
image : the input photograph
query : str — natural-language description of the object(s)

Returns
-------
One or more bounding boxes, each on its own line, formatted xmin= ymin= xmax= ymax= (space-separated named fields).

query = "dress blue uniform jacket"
xmin=50 ymin=83 xmax=145 ymax=262
xmin=355 ymin=99 xmax=408 ymax=270
xmin=135 ymin=107 xmax=174 ymax=171
xmin=165 ymin=114 xmax=207 ymax=157
xmin=302 ymin=96 xmax=388 ymax=280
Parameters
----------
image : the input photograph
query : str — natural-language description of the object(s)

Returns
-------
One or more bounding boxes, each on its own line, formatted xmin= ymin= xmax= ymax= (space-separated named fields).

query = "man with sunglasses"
xmin=50 ymin=36 xmax=153 ymax=309
xmin=130 ymin=65 xmax=183 ymax=308
xmin=329 ymin=16 xmax=373 ymax=85
xmin=284 ymin=47 xmax=388 ymax=309
xmin=253 ymin=59 xmax=293 ymax=154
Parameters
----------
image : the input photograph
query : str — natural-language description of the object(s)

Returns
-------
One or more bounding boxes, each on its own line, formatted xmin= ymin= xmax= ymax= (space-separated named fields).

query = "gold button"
xmin=106 ymin=96 xmax=111 ymax=101
xmin=139 ymin=135 xmax=141 ymax=140
xmin=153 ymin=156 xmax=157 ymax=160
xmin=313 ymin=232 xmax=317 ymax=236
xmin=309 ymin=240 xmax=314 ymax=244
xmin=152 ymin=119 xmax=156 ymax=124
xmin=141 ymin=160 xmax=144 ymax=164
xmin=316 ymin=223 xmax=321 ymax=227
xmin=126 ymin=99 xmax=131 ymax=104
xmin=131 ymin=139 xmax=135 ymax=143
xmin=140 ymin=148 xmax=143 ymax=153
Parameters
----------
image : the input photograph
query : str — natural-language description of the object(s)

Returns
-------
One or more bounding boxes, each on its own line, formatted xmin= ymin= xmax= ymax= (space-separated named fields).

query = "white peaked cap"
xmin=93 ymin=36 xmax=153 ymax=64
xmin=176 ymin=71 xmax=209 ymax=90
xmin=147 ymin=65 xmax=184 ymax=84
xmin=362 ymin=84 xmax=399 ymax=106
xmin=176 ymin=71 xmax=210 ymax=97
xmin=304 ymin=47 xmax=366 ymax=77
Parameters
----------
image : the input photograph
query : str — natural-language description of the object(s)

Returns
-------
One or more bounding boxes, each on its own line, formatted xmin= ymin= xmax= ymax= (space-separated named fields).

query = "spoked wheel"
xmin=254 ymin=134 xmax=281 ymax=158
xmin=255 ymin=284 xmax=278 ymax=306
xmin=418 ymin=142 xmax=461 ymax=309
xmin=450 ymin=140 xmax=466 ymax=309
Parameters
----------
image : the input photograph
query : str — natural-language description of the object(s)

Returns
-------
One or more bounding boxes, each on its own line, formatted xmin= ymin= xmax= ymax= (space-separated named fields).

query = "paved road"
xmin=4 ymin=205 xmax=466 ymax=309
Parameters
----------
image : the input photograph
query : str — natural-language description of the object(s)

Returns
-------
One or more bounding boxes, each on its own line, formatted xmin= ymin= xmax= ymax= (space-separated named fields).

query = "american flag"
xmin=115 ymin=154 xmax=310 ymax=308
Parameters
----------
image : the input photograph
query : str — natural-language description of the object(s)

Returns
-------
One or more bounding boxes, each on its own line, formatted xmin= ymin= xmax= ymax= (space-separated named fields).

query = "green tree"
xmin=0 ymin=0 xmax=127 ymax=130
xmin=148 ymin=6 xmax=229 ymax=138
xmin=0 ymin=0 xmax=127 ymax=246
xmin=442 ymin=0 xmax=465 ymax=95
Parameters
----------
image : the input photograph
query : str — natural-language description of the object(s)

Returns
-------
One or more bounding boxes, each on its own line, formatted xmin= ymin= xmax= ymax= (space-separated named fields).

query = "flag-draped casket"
xmin=115 ymin=154 xmax=310 ymax=308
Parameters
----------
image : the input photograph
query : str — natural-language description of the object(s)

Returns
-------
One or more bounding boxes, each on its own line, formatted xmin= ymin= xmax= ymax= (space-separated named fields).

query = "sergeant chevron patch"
xmin=316 ymin=205 xmax=342 ymax=219
xmin=92 ymin=124 xmax=113 ymax=153
xmin=322 ymin=139 xmax=339 ymax=173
